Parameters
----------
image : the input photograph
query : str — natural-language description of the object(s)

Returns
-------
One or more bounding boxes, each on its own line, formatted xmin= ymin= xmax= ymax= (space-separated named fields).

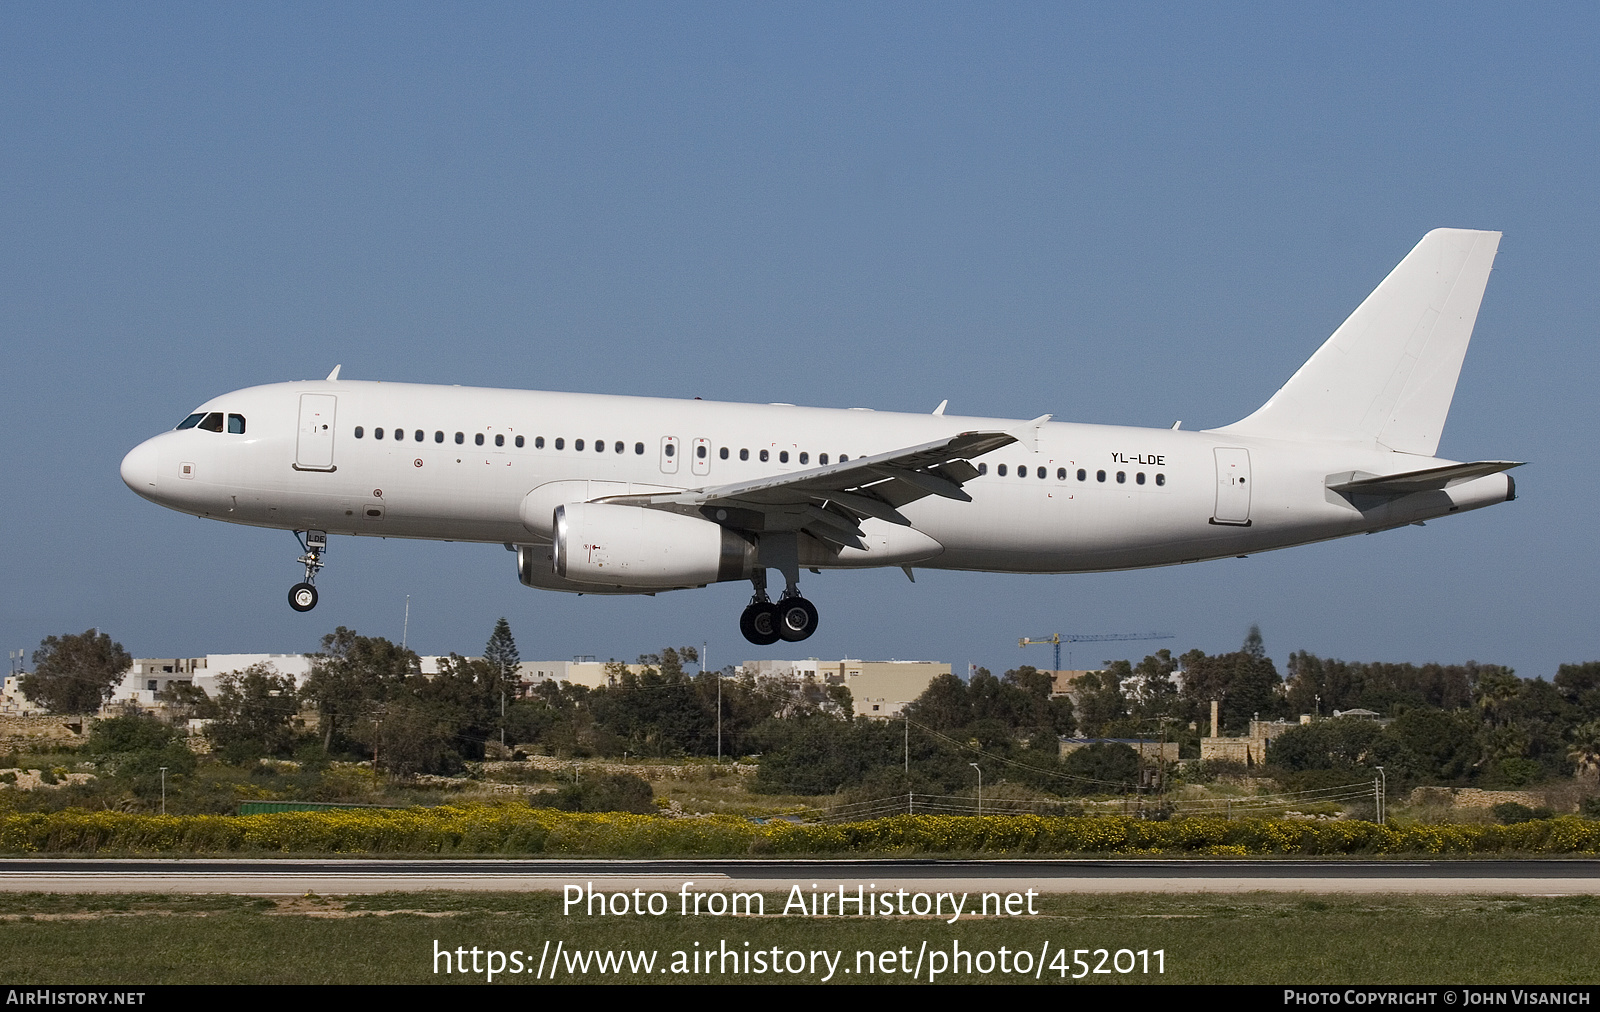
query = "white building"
xmin=110 ymin=653 xmax=458 ymax=706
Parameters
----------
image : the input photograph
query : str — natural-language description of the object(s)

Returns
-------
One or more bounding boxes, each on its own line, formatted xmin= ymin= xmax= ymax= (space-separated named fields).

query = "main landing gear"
xmin=288 ymin=530 xmax=327 ymax=612
xmin=738 ymin=568 xmax=819 ymax=645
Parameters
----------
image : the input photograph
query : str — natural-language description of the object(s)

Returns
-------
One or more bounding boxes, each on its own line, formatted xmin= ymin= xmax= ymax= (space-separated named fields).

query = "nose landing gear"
xmin=288 ymin=530 xmax=327 ymax=613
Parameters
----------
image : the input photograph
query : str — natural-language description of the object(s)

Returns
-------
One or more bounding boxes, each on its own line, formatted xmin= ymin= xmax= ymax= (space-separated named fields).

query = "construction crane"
xmin=1018 ymin=632 xmax=1175 ymax=671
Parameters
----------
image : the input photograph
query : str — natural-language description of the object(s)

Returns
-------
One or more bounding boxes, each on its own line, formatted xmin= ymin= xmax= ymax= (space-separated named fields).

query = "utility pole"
xmin=969 ymin=763 xmax=982 ymax=816
xmin=401 ymin=595 xmax=410 ymax=650
xmin=709 ymin=642 xmax=721 ymax=762
xmin=159 ymin=767 xmax=167 ymax=816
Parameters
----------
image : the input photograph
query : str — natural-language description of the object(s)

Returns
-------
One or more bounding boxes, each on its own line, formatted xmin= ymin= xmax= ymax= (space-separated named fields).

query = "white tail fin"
xmin=1213 ymin=228 xmax=1501 ymax=455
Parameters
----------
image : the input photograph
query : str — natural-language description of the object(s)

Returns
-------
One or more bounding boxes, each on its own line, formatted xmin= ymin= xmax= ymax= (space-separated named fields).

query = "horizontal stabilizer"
xmin=1327 ymin=460 xmax=1522 ymax=497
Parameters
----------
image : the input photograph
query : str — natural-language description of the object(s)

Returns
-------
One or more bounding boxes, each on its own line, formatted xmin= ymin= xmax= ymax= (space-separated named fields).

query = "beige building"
xmin=1198 ymin=700 xmax=1300 ymax=765
xmin=739 ymin=658 xmax=950 ymax=718
xmin=1044 ymin=669 xmax=1106 ymax=712
xmin=516 ymin=659 xmax=653 ymax=693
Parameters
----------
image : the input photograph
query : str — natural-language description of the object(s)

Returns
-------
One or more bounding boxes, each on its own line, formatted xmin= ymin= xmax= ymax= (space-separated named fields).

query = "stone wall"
xmin=1408 ymin=786 xmax=1575 ymax=811
xmin=0 ymin=714 xmax=89 ymax=747
xmin=497 ymin=755 xmax=758 ymax=781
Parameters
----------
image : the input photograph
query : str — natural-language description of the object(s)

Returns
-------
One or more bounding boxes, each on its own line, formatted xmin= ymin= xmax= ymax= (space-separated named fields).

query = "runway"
xmin=3 ymin=857 xmax=1599 ymax=895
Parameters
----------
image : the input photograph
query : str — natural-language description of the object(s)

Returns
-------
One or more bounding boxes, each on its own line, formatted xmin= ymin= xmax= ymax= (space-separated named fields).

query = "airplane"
xmin=121 ymin=228 xmax=1519 ymax=646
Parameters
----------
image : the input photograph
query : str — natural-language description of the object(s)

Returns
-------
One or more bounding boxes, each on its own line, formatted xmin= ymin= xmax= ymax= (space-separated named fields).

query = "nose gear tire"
xmin=289 ymin=583 xmax=319 ymax=612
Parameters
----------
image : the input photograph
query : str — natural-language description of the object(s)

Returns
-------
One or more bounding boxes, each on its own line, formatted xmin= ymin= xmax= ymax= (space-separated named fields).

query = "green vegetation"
xmin=6 ymin=807 xmax=1600 ymax=857
xmin=9 ymin=621 xmax=1600 ymax=826
xmin=1 ymin=891 xmax=1597 ymax=984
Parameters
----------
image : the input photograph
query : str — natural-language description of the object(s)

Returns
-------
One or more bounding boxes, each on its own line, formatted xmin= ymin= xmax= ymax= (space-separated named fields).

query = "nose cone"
xmin=121 ymin=439 xmax=160 ymax=498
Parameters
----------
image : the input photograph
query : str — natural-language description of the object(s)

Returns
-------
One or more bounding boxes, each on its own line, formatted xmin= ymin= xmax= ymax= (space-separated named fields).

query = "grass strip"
xmin=1 ymin=891 xmax=1597 ymax=984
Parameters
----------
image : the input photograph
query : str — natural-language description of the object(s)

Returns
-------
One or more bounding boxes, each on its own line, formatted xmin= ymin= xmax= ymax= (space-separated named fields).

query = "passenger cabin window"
xmin=228 ymin=414 xmax=246 ymax=434
xmin=697 ymin=444 xmax=708 ymax=459
xmin=594 ymin=438 xmax=604 ymax=452
xmin=819 ymin=453 xmax=828 ymax=465
xmin=414 ymin=430 xmax=424 ymax=442
xmin=176 ymin=413 xmax=204 ymax=430
xmin=1156 ymin=473 xmax=1166 ymax=486
xmin=634 ymin=442 xmax=644 ymax=454
xmin=978 ymin=463 xmax=987 ymax=475
xmin=536 ymin=437 xmax=545 ymax=448
xmin=1037 ymin=466 xmax=1045 ymax=479
xmin=575 ymin=439 xmax=585 ymax=451
xmin=555 ymin=438 xmax=564 ymax=449
xmin=760 ymin=449 xmax=769 ymax=462
xmin=1077 ymin=468 xmax=1086 ymax=481
xmin=1057 ymin=467 xmax=1066 ymax=480
xmin=455 ymin=432 xmax=464 ymax=444
xmin=375 ymin=428 xmax=385 ymax=440
xmin=198 ymin=412 xmax=224 ymax=432
xmin=1136 ymin=472 xmax=1146 ymax=485
xmin=998 ymin=464 xmax=1008 ymax=476
xmin=354 ymin=426 xmax=364 ymax=439
xmin=495 ymin=434 xmax=505 ymax=447
xmin=1116 ymin=471 xmax=1126 ymax=483
xmin=434 ymin=431 xmax=444 ymax=443
xmin=779 ymin=451 xmax=789 ymax=463
xmin=516 ymin=436 xmax=525 ymax=448
xmin=720 ymin=447 xmax=729 ymax=460
xmin=798 ymin=452 xmax=808 ymax=464
xmin=614 ymin=441 xmax=623 ymax=453
xmin=740 ymin=449 xmax=749 ymax=461
xmin=1097 ymin=470 xmax=1106 ymax=482
xmin=663 ymin=442 xmax=673 ymax=457
xmin=476 ymin=434 xmax=485 ymax=446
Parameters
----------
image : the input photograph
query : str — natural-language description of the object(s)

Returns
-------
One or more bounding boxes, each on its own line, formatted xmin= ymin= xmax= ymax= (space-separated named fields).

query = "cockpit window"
xmin=176 ymin=413 xmax=204 ymax=430
xmin=198 ymin=412 xmax=224 ymax=432
xmin=227 ymin=414 xmax=246 ymax=434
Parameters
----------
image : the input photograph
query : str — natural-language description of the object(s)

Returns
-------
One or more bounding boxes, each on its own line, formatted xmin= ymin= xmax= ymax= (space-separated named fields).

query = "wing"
xmin=596 ymin=429 xmax=1019 ymax=550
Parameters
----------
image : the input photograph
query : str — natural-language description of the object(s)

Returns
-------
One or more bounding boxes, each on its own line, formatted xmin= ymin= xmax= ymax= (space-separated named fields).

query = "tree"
xmin=1242 ymin=625 xmax=1266 ymax=659
xmin=1179 ymin=644 xmax=1284 ymax=733
xmin=302 ymin=628 xmax=418 ymax=753
xmin=208 ymin=663 xmax=302 ymax=760
xmin=484 ymin=618 xmax=520 ymax=677
xmin=22 ymin=630 xmax=131 ymax=713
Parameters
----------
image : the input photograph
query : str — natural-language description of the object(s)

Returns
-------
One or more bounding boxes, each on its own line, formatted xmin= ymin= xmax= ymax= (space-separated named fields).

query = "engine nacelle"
xmin=553 ymin=502 xmax=756 ymax=589
xmin=517 ymin=543 xmax=659 ymax=595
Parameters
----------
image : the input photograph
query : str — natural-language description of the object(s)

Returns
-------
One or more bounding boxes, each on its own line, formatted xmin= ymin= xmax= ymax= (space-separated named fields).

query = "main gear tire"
xmin=775 ymin=596 xmax=819 ymax=642
xmin=739 ymin=601 xmax=781 ymax=645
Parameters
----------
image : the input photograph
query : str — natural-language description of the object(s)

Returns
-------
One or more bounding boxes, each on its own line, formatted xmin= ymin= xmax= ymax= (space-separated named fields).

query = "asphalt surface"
xmin=3 ymin=858 xmax=1598 ymax=895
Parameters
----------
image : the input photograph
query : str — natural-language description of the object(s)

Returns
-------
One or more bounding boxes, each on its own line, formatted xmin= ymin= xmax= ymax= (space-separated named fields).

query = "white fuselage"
xmin=120 ymin=378 xmax=1513 ymax=588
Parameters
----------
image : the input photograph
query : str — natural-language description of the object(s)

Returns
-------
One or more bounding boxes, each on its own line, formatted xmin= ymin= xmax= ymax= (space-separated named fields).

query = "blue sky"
xmin=2 ymin=4 xmax=1595 ymax=681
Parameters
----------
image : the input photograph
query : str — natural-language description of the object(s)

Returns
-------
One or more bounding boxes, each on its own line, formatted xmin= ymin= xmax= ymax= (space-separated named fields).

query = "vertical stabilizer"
xmin=1212 ymin=229 xmax=1500 ymax=455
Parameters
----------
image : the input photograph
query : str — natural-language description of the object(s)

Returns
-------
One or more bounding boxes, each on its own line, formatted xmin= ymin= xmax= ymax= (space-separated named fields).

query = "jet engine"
xmin=552 ymin=502 xmax=756 ymax=589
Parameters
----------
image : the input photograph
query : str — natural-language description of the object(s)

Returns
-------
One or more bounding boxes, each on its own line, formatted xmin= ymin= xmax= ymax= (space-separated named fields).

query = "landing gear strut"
xmin=289 ymin=530 xmax=326 ymax=612
xmin=738 ymin=566 xmax=819 ymax=645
